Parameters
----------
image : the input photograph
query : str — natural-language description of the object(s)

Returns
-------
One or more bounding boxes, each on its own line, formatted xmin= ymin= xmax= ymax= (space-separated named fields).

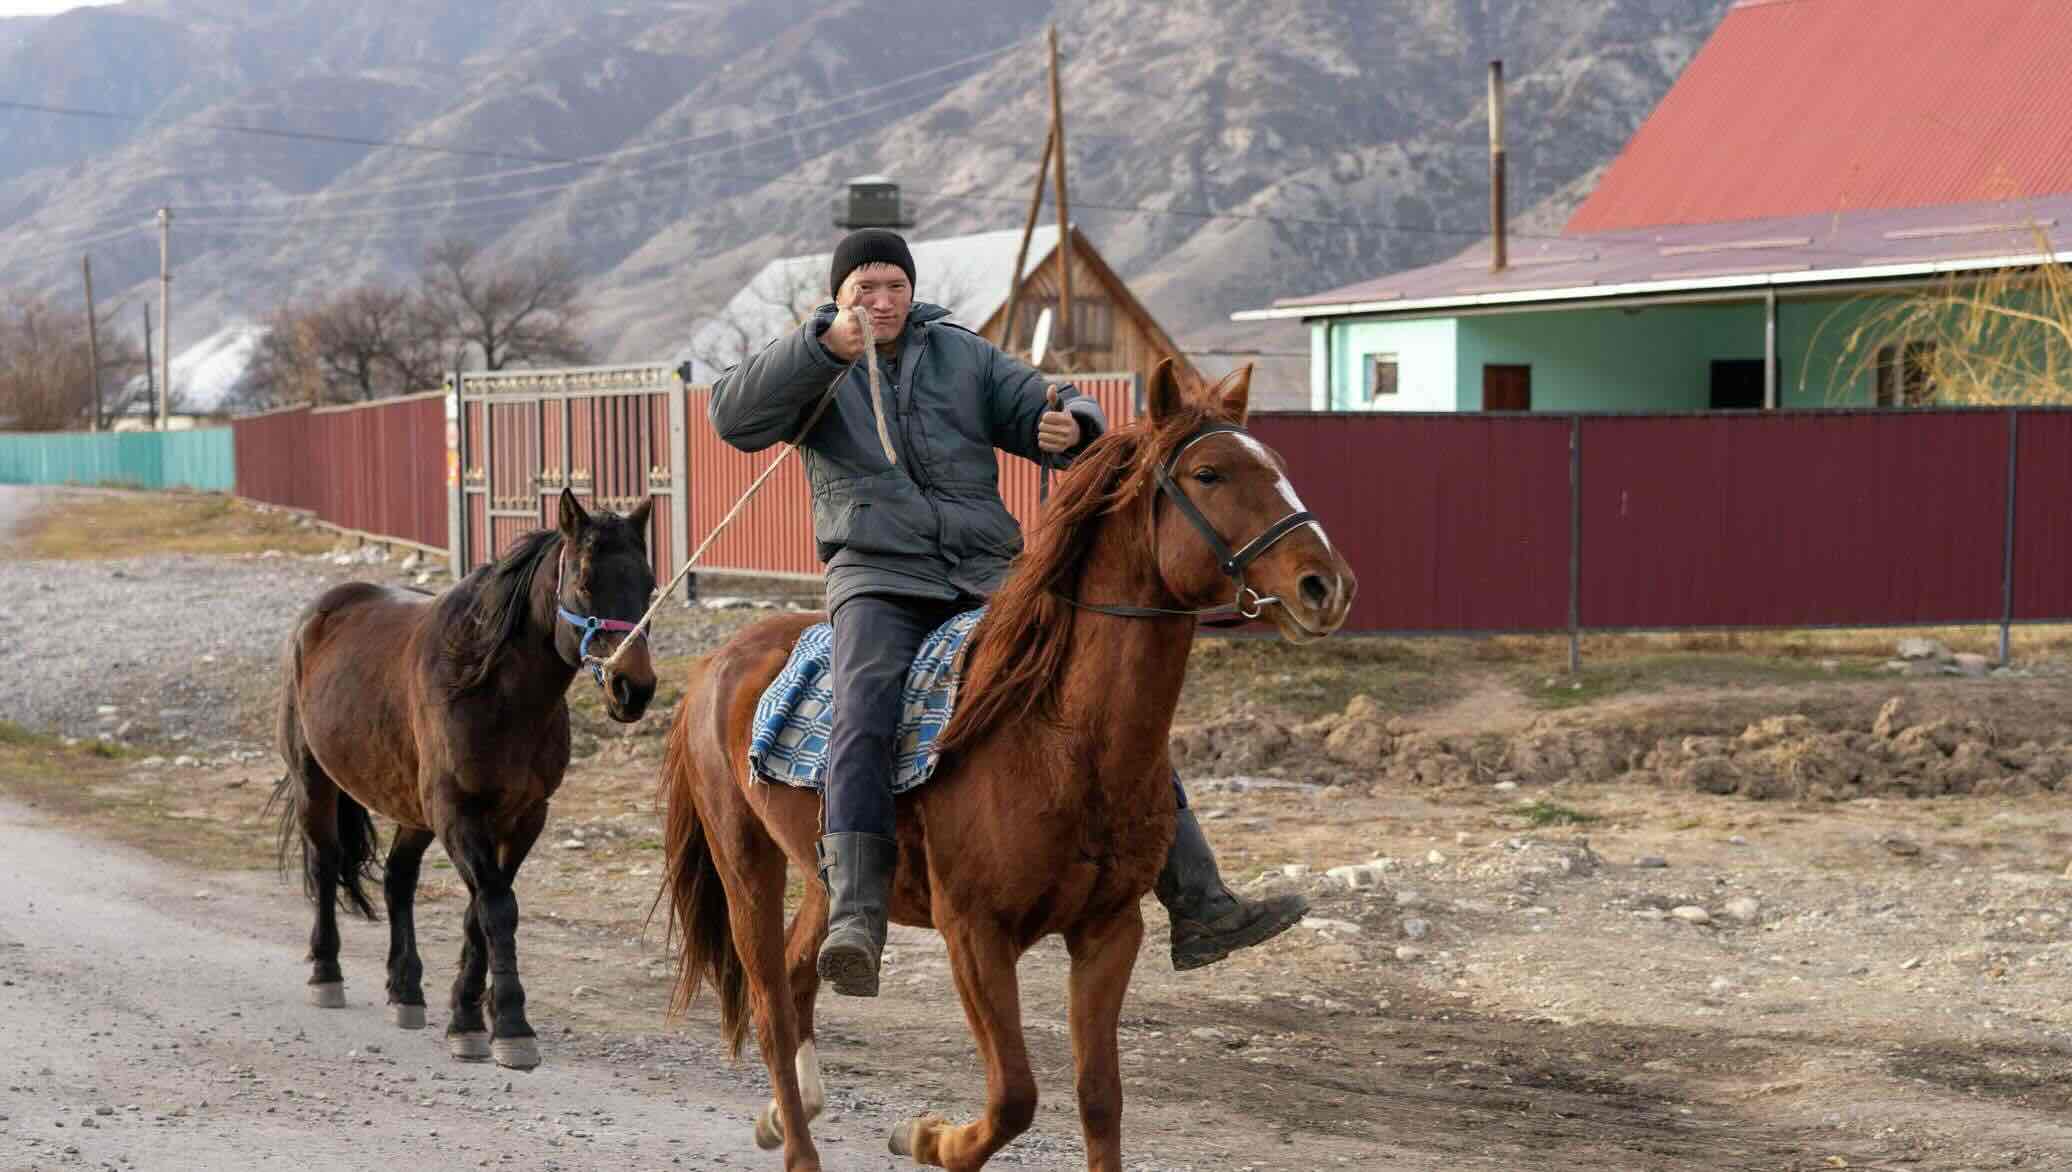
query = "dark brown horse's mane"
xmin=937 ymin=400 xmax=1223 ymax=754
xmin=440 ymin=527 xmax=562 ymax=695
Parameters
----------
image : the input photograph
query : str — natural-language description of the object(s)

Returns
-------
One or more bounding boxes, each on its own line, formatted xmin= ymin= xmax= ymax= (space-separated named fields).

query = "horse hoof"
xmin=753 ymin=1103 xmax=784 ymax=1150
xmin=388 ymin=1003 xmax=426 ymax=1030
xmin=492 ymin=1036 xmax=541 ymax=1070
xmin=306 ymin=982 xmax=346 ymax=1009
xmin=888 ymin=1114 xmax=941 ymax=1159
xmin=448 ymin=1031 xmax=491 ymax=1061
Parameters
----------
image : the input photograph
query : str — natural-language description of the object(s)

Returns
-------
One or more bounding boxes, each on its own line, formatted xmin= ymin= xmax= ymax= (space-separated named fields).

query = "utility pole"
xmin=1046 ymin=24 xmax=1074 ymax=363
xmin=1488 ymin=60 xmax=1508 ymax=273
xmin=157 ymin=207 xmax=172 ymax=429
xmin=141 ymin=302 xmax=155 ymax=425
xmin=81 ymin=256 xmax=103 ymax=432
xmin=998 ymin=125 xmax=1054 ymax=351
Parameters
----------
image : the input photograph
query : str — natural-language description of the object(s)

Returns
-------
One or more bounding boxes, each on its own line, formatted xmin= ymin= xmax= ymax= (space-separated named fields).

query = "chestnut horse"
xmin=657 ymin=362 xmax=1355 ymax=1170
xmin=273 ymin=488 xmax=657 ymax=1069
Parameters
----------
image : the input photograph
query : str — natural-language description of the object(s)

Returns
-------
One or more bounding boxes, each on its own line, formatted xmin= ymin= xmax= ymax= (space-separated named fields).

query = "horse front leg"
xmin=1066 ymin=907 xmax=1144 ymax=1172
xmin=438 ymin=802 xmax=543 ymax=1069
xmin=891 ymin=922 xmax=1035 ymax=1171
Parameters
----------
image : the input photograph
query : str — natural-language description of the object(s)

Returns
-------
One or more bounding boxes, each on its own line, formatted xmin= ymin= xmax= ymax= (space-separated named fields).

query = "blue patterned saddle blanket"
xmin=748 ymin=608 xmax=985 ymax=793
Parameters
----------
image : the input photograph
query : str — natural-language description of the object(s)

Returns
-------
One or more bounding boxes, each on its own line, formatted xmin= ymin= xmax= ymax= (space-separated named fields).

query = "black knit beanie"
xmin=829 ymin=228 xmax=916 ymax=297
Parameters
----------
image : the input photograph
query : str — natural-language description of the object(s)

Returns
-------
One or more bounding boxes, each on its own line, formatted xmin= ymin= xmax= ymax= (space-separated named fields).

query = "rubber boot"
xmin=1155 ymin=807 xmax=1309 ymax=971
xmin=816 ymin=832 xmax=898 ymax=997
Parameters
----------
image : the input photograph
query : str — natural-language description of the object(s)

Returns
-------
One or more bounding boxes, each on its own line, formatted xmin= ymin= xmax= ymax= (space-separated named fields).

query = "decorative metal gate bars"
xmin=455 ymin=363 xmax=688 ymax=585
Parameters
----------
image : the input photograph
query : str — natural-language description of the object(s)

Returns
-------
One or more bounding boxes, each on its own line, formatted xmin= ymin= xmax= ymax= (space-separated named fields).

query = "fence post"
xmin=1568 ymin=414 xmax=1582 ymax=675
xmin=2000 ymin=408 xmax=2019 ymax=666
xmin=445 ymin=370 xmax=465 ymax=579
xmin=668 ymin=370 xmax=692 ymax=601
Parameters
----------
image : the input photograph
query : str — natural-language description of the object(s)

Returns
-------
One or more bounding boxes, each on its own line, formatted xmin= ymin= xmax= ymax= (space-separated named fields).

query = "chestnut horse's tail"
xmin=656 ymin=690 xmax=749 ymax=1057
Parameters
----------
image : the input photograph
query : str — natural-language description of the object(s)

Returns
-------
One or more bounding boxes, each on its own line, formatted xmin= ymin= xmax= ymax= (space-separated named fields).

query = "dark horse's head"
xmin=551 ymin=488 xmax=658 ymax=722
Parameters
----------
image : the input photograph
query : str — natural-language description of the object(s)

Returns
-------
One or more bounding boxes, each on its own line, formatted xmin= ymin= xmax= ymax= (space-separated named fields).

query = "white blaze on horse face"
xmin=1233 ymin=433 xmax=1334 ymax=558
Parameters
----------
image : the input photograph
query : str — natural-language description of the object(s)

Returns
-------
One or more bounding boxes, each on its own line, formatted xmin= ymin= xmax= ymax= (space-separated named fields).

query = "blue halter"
xmin=554 ymin=555 xmax=641 ymax=686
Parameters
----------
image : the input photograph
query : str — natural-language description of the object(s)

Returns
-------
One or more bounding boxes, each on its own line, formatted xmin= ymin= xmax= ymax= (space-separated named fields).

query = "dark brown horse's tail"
xmin=268 ymin=772 xmax=381 ymax=921
xmin=655 ymin=693 xmax=749 ymax=1057
xmin=270 ymin=634 xmax=380 ymax=922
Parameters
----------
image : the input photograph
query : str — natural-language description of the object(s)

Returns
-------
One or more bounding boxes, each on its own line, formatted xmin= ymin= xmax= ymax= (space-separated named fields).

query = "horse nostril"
xmin=1299 ymin=572 xmax=1330 ymax=610
xmin=611 ymin=675 xmax=633 ymax=710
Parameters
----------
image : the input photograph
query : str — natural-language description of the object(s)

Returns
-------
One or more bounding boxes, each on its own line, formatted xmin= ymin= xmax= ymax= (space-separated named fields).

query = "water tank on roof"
xmin=833 ymin=175 xmax=913 ymax=230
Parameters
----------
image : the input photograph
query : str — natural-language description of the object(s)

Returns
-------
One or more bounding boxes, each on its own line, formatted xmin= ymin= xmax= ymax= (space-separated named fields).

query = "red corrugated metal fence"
xmin=232 ymin=392 xmax=447 ymax=551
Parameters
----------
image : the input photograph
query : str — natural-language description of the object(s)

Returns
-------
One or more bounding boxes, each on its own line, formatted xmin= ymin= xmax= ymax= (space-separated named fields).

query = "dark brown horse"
xmin=274 ymin=488 xmax=657 ymax=1069
xmin=657 ymin=361 xmax=1356 ymax=1170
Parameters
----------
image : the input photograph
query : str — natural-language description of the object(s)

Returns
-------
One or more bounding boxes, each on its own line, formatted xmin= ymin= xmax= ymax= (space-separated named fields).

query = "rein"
xmin=1057 ymin=423 xmax=1318 ymax=622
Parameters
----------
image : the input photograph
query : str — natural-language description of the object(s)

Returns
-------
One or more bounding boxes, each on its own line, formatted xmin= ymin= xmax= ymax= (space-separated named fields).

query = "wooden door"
xmin=1482 ymin=364 xmax=1532 ymax=412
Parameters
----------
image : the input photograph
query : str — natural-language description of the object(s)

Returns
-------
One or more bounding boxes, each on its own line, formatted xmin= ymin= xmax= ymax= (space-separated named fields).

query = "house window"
xmin=1016 ymin=297 xmax=1115 ymax=351
xmin=1367 ymin=355 xmax=1400 ymax=402
xmin=1875 ymin=341 xmax=1938 ymax=406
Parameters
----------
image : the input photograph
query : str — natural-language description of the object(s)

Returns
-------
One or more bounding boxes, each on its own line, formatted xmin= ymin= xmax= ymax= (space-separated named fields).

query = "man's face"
xmin=836 ymin=263 xmax=913 ymax=341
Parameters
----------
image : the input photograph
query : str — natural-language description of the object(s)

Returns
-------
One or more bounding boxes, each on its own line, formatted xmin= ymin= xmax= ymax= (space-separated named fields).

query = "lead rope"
xmin=597 ymin=307 xmax=894 ymax=675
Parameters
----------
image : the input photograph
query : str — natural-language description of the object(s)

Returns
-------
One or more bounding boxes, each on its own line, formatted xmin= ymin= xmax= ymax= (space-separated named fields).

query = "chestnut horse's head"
xmin=1138 ymin=360 xmax=1355 ymax=642
xmin=551 ymin=487 xmax=658 ymax=722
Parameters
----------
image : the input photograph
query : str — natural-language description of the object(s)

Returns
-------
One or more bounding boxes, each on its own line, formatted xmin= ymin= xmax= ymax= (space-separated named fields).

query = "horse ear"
xmin=1213 ymin=364 xmax=1253 ymax=426
xmin=1146 ymin=358 xmax=1183 ymax=423
xmin=626 ymin=498 xmax=653 ymax=546
xmin=557 ymin=487 xmax=589 ymax=540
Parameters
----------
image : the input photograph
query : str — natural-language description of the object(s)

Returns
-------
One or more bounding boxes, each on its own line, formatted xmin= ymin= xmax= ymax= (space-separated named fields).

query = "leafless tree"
xmin=237 ymin=286 xmax=445 ymax=409
xmin=0 ymin=291 xmax=143 ymax=431
xmin=420 ymin=237 xmax=592 ymax=371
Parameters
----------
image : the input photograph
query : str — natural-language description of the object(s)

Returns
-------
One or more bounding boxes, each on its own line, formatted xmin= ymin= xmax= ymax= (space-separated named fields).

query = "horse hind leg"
xmin=756 ymin=879 xmax=830 ymax=1151
xmin=383 ymin=826 xmax=436 ymax=1029
xmin=274 ymin=736 xmax=377 ymax=1010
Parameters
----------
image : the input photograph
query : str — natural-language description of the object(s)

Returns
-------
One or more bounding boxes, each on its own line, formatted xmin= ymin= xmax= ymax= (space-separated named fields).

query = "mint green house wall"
xmin=1311 ymin=293 xmax=1922 ymax=412
xmin=0 ymin=428 xmax=234 ymax=490
xmin=1316 ymin=318 xmax=1458 ymax=410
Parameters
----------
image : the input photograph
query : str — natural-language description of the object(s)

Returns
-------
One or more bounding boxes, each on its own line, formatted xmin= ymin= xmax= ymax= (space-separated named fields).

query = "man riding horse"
xmin=709 ymin=228 xmax=1305 ymax=997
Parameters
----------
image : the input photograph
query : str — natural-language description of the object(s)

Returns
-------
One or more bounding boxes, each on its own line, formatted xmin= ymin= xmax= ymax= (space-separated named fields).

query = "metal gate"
xmin=456 ymin=363 xmax=688 ymax=584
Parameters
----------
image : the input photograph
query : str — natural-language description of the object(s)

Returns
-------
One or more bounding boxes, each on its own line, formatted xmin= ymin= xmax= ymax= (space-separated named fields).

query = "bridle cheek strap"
xmin=1059 ymin=422 xmax=1318 ymax=621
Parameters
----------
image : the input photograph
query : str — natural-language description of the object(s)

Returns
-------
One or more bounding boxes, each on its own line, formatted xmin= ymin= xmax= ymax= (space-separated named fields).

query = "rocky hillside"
xmin=0 ymin=0 xmax=1730 ymax=403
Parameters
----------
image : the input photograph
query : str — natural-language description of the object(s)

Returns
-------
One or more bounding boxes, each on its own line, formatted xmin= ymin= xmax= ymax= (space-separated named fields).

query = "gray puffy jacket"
xmin=709 ymin=301 xmax=1107 ymax=610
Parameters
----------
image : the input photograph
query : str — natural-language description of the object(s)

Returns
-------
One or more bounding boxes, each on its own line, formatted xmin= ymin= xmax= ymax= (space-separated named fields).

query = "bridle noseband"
xmin=1060 ymin=422 xmax=1319 ymax=621
xmin=554 ymin=550 xmax=643 ymax=687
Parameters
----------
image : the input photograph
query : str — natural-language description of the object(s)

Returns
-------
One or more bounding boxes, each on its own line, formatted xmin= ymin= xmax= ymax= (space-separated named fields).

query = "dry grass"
xmin=0 ymin=727 xmax=274 ymax=872
xmin=1825 ymin=229 xmax=2072 ymax=406
xmin=10 ymin=490 xmax=337 ymax=560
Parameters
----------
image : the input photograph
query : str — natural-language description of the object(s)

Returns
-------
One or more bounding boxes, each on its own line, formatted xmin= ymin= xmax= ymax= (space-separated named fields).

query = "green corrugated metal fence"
xmin=0 ymin=429 xmax=235 ymax=491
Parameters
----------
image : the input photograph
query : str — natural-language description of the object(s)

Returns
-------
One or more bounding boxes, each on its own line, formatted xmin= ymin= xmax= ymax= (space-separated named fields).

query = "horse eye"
xmin=1192 ymin=466 xmax=1222 ymax=486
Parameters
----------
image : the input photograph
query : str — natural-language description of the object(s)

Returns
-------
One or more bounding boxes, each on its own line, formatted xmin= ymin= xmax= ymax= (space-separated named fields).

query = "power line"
xmin=169 ymin=39 xmax=1029 ymax=213
xmin=0 ymin=97 xmax=570 ymax=165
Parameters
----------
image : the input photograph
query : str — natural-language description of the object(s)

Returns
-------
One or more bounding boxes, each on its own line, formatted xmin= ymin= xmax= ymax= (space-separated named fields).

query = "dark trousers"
xmin=824 ymin=593 xmax=1192 ymax=836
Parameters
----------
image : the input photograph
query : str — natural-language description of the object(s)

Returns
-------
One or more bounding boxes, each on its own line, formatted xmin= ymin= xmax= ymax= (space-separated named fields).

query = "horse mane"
xmin=937 ymin=399 xmax=1222 ymax=755
xmin=440 ymin=527 xmax=562 ymax=695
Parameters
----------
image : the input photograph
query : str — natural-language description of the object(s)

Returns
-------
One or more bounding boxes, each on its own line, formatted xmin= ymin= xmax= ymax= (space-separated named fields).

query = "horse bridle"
xmin=1060 ymin=422 xmax=1318 ymax=621
xmin=553 ymin=548 xmax=643 ymax=686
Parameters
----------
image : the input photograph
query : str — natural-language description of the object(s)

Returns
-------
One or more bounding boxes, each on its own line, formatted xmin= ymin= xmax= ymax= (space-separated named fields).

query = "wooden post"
xmin=1047 ymin=24 xmax=1074 ymax=360
xmin=998 ymin=125 xmax=1054 ymax=351
xmin=156 ymin=207 xmax=172 ymax=428
xmin=1489 ymin=60 xmax=1507 ymax=273
xmin=141 ymin=302 xmax=155 ymax=423
xmin=81 ymin=256 xmax=103 ymax=432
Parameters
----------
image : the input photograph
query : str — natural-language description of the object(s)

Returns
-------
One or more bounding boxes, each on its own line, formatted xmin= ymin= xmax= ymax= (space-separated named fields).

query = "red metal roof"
xmin=1567 ymin=0 xmax=2072 ymax=234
